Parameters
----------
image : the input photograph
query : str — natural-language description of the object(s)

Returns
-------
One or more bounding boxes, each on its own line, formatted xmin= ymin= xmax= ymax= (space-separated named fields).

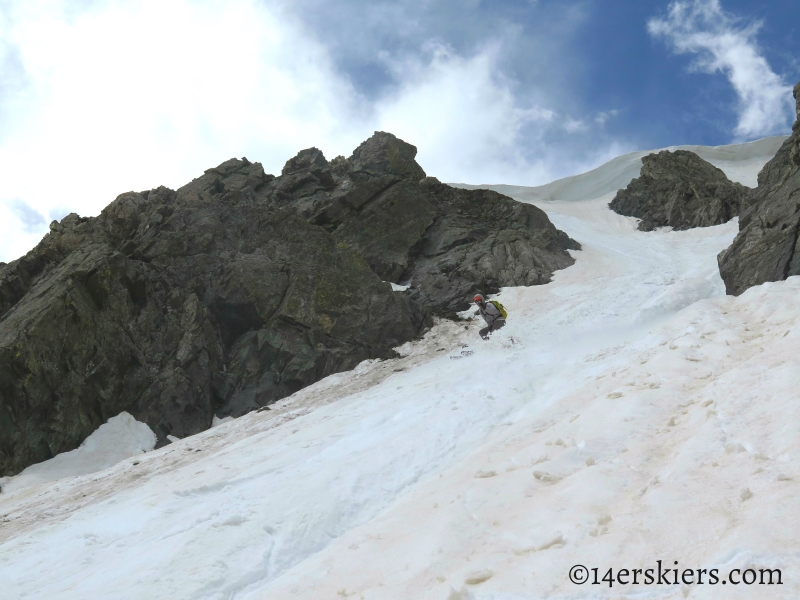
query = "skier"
xmin=473 ymin=293 xmax=506 ymax=340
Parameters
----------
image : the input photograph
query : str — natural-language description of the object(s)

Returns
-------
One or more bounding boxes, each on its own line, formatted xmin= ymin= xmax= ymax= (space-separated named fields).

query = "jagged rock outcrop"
xmin=273 ymin=133 xmax=580 ymax=313
xmin=718 ymin=82 xmax=800 ymax=295
xmin=0 ymin=131 xmax=578 ymax=476
xmin=0 ymin=177 xmax=429 ymax=476
xmin=609 ymin=150 xmax=750 ymax=231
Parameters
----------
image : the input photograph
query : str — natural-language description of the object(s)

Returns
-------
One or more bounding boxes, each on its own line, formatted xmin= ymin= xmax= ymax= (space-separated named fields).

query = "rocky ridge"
xmin=271 ymin=133 xmax=580 ymax=313
xmin=0 ymin=132 xmax=578 ymax=476
xmin=609 ymin=149 xmax=750 ymax=231
xmin=718 ymin=82 xmax=800 ymax=295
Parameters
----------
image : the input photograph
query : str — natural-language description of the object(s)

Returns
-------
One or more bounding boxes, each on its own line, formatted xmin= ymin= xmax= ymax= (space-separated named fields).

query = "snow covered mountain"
xmin=453 ymin=135 xmax=787 ymax=201
xmin=1 ymin=136 xmax=797 ymax=599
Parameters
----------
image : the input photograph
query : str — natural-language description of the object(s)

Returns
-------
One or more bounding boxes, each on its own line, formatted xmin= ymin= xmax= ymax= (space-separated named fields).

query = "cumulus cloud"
xmin=373 ymin=42 xmax=562 ymax=184
xmin=0 ymin=0 xmax=621 ymax=262
xmin=648 ymin=0 xmax=794 ymax=140
xmin=0 ymin=0 xmax=364 ymax=261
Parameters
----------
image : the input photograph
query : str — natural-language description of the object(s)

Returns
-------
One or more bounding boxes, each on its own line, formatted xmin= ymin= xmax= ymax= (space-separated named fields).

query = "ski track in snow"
xmin=1 ymin=142 xmax=799 ymax=599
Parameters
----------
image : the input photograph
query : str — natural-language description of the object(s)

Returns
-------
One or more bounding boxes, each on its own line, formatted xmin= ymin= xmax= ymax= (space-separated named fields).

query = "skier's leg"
xmin=479 ymin=325 xmax=490 ymax=340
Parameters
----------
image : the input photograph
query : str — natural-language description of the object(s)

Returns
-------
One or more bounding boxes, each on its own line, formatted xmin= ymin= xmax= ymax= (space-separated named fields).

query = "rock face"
xmin=0 ymin=131 xmax=578 ymax=476
xmin=609 ymin=150 xmax=750 ymax=231
xmin=718 ymin=82 xmax=800 ymax=295
xmin=275 ymin=133 xmax=580 ymax=313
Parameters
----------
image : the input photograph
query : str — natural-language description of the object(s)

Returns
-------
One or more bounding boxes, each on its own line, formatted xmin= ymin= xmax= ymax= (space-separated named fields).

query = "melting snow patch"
xmin=0 ymin=412 xmax=155 ymax=493
xmin=211 ymin=415 xmax=234 ymax=428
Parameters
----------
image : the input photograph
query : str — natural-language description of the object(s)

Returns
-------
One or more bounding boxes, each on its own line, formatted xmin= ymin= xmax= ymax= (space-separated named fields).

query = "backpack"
xmin=489 ymin=300 xmax=507 ymax=319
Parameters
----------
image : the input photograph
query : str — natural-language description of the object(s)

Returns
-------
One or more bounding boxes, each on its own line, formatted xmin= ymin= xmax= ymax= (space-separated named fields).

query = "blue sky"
xmin=296 ymin=0 xmax=799 ymax=149
xmin=0 ymin=0 xmax=798 ymax=261
xmin=575 ymin=0 xmax=798 ymax=145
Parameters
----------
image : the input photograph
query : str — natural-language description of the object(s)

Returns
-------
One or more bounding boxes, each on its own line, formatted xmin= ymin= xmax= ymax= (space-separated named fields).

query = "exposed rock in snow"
xmin=719 ymin=81 xmax=800 ymax=295
xmin=0 ymin=129 xmax=579 ymax=477
xmin=401 ymin=179 xmax=579 ymax=311
xmin=0 ymin=137 xmax=795 ymax=599
xmin=609 ymin=149 xmax=749 ymax=231
xmin=0 ymin=178 xmax=430 ymax=475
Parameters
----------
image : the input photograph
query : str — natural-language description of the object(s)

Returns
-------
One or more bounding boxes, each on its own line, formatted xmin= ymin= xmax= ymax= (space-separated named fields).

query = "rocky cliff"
xmin=273 ymin=133 xmax=580 ymax=313
xmin=0 ymin=132 xmax=578 ymax=476
xmin=609 ymin=149 xmax=749 ymax=231
xmin=718 ymin=82 xmax=800 ymax=295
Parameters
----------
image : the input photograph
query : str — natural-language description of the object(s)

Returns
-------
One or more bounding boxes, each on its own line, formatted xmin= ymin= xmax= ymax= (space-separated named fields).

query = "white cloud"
xmin=0 ymin=0 xmax=623 ymax=262
xmin=0 ymin=0 xmax=366 ymax=261
xmin=372 ymin=42 xmax=564 ymax=184
xmin=595 ymin=110 xmax=620 ymax=126
xmin=648 ymin=0 xmax=794 ymax=140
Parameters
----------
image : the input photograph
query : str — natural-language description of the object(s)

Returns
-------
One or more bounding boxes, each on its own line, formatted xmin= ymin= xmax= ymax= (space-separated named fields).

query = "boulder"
xmin=609 ymin=150 xmax=749 ymax=231
xmin=347 ymin=131 xmax=426 ymax=181
xmin=718 ymin=82 xmax=800 ymax=295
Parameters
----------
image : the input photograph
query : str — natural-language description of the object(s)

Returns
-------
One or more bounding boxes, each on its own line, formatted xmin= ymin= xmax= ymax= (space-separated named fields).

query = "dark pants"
xmin=479 ymin=319 xmax=505 ymax=340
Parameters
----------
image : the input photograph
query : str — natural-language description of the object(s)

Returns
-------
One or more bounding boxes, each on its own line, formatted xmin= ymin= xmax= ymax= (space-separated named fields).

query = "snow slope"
xmin=1 ymin=139 xmax=797 ymax=599
xmin=453 ymin=135 xmax=787 ymax=202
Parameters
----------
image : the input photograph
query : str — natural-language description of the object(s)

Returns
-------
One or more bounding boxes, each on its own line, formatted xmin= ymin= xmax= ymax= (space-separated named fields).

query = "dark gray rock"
xmin=281 ymin=147 xmax=328 ymax=176
xmin=274 ymin=131 xmax=581 ymax=313
xmin=0 ymin=161 xmax=428 ymax=475
xmin=402 ymin=179 xmax=579 ymax=312
xmin=0 ymin=130 xmax=578 ymax=476
xmin=718 ymin=82 xmax=800 ymax=295
xmin=609 ymin=150 xmax=750 ymax=231
xmin=348 ymin=131 xmax=426 ymax=181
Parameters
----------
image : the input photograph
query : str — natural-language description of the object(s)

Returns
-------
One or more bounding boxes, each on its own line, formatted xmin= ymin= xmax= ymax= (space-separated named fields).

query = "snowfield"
xmin=1 ymin=138 xmax=798 ymax=599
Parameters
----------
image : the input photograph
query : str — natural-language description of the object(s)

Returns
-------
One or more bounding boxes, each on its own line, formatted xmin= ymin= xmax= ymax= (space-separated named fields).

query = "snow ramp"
xmin=1 ymin=137 xmax=798 ymax=599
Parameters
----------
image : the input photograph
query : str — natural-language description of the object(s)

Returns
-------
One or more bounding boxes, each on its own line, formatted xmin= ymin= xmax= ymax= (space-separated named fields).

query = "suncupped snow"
xmin=0 ymin=138 xmax=796 ymax=599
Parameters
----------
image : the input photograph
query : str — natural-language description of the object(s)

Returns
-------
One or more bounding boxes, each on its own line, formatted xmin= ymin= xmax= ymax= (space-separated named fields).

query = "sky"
xmin=0 ymin=0 xmax=798 ymax=263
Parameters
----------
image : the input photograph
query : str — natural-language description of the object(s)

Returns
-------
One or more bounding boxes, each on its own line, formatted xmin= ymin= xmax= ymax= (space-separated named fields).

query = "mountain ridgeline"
xmin=0 ymin=132 xmax=579 ymax=476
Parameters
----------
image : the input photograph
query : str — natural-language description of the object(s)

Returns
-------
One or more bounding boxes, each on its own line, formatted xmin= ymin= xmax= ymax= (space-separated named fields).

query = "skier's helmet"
xmin=473 ymin=294 xmax=484 ymax=303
